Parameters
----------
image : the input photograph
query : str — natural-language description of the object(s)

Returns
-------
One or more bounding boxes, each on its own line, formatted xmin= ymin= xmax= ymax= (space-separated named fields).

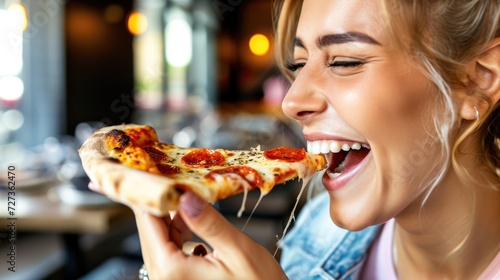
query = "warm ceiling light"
xmin=249 ymin=34 xmax=269 ymax=56
xmin=127 ymin=12 xmax=148 ymax=35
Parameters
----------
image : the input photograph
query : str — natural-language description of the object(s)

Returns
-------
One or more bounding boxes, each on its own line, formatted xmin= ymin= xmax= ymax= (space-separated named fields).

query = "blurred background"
xmin=0 ymin=0 xmax=312 ymax=279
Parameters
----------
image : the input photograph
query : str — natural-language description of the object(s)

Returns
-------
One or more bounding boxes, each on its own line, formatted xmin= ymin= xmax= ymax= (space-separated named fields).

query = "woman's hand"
xmin=133 ymin=191 xmax=288 ymax=280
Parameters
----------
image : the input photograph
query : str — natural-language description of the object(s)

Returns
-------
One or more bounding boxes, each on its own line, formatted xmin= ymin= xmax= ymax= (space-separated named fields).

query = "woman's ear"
xmin=461 ymin=38 xmax=500 ymax=120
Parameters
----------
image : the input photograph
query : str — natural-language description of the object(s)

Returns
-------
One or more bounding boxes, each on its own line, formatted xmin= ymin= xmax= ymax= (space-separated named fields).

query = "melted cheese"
xmin=237 ymin=182 xmax=250 ymax=218
xmin=241 ymin=190 xmax=265 ymax=232
xmin=273 ymin=177 xmax=311 ymax=257
xmin=236 ymin=156 xmax=319 ymax=255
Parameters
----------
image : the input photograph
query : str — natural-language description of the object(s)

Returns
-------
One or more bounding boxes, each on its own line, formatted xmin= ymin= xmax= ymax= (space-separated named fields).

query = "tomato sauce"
xmin=156 ymin=164 xmax=180 ymax=176
xmin=205 ymin=166 xmax=263 ymax=189
xmin=142 ymin=146 xmax=169 ymax=162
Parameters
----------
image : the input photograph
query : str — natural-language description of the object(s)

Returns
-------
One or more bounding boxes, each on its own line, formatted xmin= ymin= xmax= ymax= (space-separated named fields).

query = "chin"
xmin=329 ymin=210 xmax=370 ymax=232
xmin=327 ymin=198 xmax=387 ymax=232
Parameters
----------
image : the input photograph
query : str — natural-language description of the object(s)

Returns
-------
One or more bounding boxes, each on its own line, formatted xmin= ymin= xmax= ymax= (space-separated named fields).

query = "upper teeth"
xmin=307 ymin=140 xmax=368 ymax=154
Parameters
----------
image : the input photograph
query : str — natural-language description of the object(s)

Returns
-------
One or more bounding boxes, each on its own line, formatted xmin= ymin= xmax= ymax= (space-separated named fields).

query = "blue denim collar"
xmin=280 ymin=192 xmax=381 ymax=279
xmin=311 ymin=226 xmax=380 ymax=279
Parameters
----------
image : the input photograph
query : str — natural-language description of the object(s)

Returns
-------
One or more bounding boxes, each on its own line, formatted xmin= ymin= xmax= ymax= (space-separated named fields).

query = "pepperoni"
xmin=142 ymin=146 xmax=168 ymax=162
xmin=206 ymin=166 xmax=263 ymax=190
xmin=263 ymin=146 xmax=306 ymax=162
xmin=156 ymin=164 xmax=180 ymax=176
xmin=181 ymin=148 xmax=225 ymax=167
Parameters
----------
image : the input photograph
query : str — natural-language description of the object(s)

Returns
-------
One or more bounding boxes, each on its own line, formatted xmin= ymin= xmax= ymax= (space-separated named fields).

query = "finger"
xmin=133 ymin=208 xmax=184 ymax=262
xmin=134 ymin=207 xmax=225 ymax=279
xmin=178 ymin=192 xmax=251 ymax=258
xmin=170 ymin=213 xmax=190 ymax=247
xmin=132 ymin=208 xmax=154 ymax=266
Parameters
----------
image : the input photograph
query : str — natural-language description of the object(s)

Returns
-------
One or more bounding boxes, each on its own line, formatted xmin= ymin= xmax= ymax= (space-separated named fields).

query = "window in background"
xmin=164 ymin=4 xmax=192 ymax=111
xmin=130 ymin=0 xmax=164 ymax=110
xmin=2 ymin=0 xmax=65 ymax=148
xmin=0 ymin=1 xmax=25 ymax=145
xmin=132 ymin=0 xmax=218 ymax=113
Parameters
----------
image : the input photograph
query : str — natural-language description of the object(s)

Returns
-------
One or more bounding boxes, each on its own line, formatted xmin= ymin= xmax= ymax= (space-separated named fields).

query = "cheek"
xmin=333 ymin=67 xmax=435 ymax=138
xmin=330 ymin=68 xmax=443 ymax=187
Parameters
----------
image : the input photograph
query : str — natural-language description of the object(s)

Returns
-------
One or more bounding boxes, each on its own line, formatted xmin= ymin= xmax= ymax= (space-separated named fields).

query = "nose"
xmin=281 ymin=68 xmax=328 ymax=122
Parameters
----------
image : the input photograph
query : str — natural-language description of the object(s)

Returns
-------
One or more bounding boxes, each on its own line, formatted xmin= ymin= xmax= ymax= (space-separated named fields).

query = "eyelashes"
xmin=285 ymin=60 xmax=365 ymax=72
xmin=285 ymin=62 xmax=305 ymax=72
xmin=328 ymin=61 xmax=364 ymax=68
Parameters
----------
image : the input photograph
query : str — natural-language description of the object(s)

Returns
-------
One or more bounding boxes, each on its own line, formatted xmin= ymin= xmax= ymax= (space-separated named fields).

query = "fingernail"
xmin=88 ymin=182 xmax=98 ymax=192
xmin=180 ymin=192 xmax=206 ymax=218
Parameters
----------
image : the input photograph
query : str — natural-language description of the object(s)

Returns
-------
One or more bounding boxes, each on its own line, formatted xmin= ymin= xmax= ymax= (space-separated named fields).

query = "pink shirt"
xmin=478 ymin=249 xmax=500 ymax=280
xmin=362 ymin=219 xmax=500 ymax=279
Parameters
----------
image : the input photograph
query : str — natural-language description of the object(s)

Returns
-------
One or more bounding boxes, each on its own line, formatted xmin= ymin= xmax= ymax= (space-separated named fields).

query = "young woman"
xmin=131 ymin=0 xmax=500 ymax=278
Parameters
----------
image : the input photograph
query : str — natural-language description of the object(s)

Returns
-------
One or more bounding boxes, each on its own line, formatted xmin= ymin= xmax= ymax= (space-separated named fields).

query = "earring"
xmin=474 ymin=106 xmax=480 ymax=121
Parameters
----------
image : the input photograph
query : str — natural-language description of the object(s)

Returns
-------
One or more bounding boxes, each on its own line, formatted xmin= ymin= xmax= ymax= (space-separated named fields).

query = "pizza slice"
xmin=78 ymin=124 xmax=326 ymax=216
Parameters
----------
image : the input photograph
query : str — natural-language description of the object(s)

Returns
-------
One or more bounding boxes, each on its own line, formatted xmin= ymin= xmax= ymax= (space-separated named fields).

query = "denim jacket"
xmin=280 ymin=191 xmax=381 ymax=280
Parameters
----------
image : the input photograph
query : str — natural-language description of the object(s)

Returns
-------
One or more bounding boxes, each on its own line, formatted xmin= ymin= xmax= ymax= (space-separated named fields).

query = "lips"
xmin=307 ymin=139 xmax=371 ymax=190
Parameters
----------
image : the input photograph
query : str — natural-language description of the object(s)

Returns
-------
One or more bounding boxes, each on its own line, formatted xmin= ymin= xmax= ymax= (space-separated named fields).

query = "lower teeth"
xmin=326 ymin=152 xmax=348 ymax=179
xmin=326 ymin=156 xmax=345 ymax=179
xmin=327 ymin=171 xmax=342 ymax=179
xmin=333 ymin=159 xmax=346 ymax=173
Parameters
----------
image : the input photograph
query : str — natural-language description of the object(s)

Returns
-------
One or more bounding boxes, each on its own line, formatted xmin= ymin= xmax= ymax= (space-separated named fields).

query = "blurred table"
xmin=0 ymin=184 xmax=135 ymax=278
xmin=0 ymin=186 xmax=133 ymax=234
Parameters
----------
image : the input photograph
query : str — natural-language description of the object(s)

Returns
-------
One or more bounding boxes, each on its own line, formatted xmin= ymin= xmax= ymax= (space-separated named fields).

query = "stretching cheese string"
xmin=241 ymin=191 xmax=265 ymax=232
xmin=274 ymin=177 xmax=311 ymax=257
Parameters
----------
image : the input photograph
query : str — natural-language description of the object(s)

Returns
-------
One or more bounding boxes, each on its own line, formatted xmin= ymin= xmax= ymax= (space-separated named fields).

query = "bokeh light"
xmin=249 ymin=34 xmax=270 ymax=56
xmin=127 ymin=12 xmax=148 ymax=35
xmin=2 ymin=109 xmax=24 ymax=131
xmin=165 ymin=19 xmax=192 ymax=67
xmin=0 ymin=76 xmax=24 ymax=102
xmin=104 ymin=4 xmax=125 ymax=24
xmin=8 ymin=3 xmax=27 ymax=31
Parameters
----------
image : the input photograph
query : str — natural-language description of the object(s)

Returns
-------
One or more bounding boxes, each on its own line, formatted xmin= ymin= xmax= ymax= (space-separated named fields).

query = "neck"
xmin=394 ymin=165 xmax=500 ymax=279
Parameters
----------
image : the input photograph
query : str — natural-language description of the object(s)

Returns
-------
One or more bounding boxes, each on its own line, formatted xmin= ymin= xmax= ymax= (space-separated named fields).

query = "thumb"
xmin=178 ymin=192 xmax=244 ymax=255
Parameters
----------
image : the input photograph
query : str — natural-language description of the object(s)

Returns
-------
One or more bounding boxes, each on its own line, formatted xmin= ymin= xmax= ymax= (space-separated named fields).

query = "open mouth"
xmin=307 ymin=140 xmax=371 ymax=179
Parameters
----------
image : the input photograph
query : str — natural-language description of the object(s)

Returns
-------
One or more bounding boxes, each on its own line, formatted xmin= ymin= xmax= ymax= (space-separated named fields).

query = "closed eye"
xmin=285 ymin=62 xmax=306 ymax=72
xmin=328 ymin=60 xmax=364 ymax=68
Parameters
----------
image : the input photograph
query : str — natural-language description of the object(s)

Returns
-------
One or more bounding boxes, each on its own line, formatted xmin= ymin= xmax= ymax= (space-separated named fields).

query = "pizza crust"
xmin=78 ymin=124 xmax=181 ymax=216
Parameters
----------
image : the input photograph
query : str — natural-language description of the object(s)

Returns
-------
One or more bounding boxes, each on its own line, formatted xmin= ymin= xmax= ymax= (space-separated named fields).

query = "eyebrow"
xmin=294 ymin=32 xmax=381 ymax=49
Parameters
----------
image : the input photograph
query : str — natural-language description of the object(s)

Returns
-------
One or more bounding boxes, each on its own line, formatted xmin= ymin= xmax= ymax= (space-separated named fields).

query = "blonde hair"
xmin=273 ymin=0 xmax=500 ymax=191
xmin=378 ymin=0 xmax=500 ymax=190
